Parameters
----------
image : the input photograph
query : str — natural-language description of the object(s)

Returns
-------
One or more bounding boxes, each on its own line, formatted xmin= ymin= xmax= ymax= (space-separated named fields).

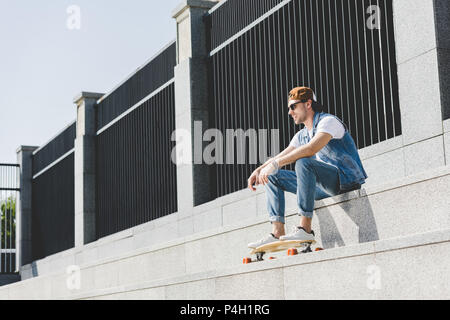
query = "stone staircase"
xmin=0 ymin=165 xmax=449 ymax=300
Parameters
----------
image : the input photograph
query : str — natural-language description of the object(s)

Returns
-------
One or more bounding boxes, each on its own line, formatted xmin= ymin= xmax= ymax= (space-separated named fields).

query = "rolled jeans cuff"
xmin=269 ymin=216 xmax=285 ymax=224
xmin=298 ymin=210 xmax=314 ymax=219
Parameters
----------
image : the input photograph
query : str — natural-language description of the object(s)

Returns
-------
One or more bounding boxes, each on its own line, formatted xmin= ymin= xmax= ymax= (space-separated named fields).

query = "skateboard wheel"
xmin=243 ymin=258 xmax=252 ymax=264
xmin=256 ymin=252 xmax=265 ymax=261
xmin=287 ymin=248 xmax=298 ymax=256
xmin=315 ymin=248 xmax=324 ymax=252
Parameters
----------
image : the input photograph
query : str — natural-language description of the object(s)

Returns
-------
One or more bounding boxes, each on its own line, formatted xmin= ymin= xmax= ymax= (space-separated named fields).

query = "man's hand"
xmin=247 ymin=146 xmax=294 ymax=190
xmin=258 ymin=162 xmax=278 ymax=185
xmin=247 ymin=170 xmax=260 ymax=191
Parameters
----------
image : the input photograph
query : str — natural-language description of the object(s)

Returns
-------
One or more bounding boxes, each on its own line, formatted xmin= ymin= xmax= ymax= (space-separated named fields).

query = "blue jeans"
xmin=265 ymin=158 xmax=342 ymax=223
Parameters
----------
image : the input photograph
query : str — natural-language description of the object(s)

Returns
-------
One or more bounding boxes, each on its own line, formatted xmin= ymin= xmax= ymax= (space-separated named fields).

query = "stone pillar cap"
xmin=16 ymin=146 xmax=39 ymax=154
xmin=73 ymin=92 xmax=105 ymax=105
xmin=172 ymin=0 xmax=218 ymax=19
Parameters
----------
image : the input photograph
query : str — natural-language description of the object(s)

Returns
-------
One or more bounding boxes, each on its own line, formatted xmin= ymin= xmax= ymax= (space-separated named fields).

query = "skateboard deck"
xmin=244 ymin=240 xmax=322 ymax=264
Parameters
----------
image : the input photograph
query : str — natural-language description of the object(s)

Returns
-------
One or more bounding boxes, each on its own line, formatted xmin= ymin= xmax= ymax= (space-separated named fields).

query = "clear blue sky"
xmin=0 ymin=0 xmax=183 ymax=163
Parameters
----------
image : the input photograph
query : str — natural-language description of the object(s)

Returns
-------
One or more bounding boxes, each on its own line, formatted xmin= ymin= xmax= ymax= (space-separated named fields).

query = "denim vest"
xmin=295 ymin=112 xmax=368 ymax=191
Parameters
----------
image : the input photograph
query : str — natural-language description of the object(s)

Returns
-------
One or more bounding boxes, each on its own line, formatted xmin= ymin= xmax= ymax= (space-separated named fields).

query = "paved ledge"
xmin=197 ymin=164 xmax=450 ymax=211
xmin=69 ymin=229 xmax=450 ymax=300
xmin=358 ymin=136 xmax=403 ymax=161
xmin=359 ymin=164 xmax=450 ymax=197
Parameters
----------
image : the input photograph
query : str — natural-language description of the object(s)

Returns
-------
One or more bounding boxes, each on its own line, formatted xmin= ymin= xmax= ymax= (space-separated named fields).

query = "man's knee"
xmin=295 ymin=157 xmax=314 ymax=174
xmin=266 ymin=174 xmax=278 ymax=187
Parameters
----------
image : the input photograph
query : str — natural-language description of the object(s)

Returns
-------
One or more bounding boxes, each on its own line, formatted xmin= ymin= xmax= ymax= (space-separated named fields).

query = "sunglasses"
xmin=288 ymin=99 xmax=308 ymax=111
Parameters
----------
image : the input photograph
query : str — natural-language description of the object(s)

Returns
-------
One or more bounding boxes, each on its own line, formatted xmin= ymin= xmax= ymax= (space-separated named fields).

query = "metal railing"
xmin=208 ymin=0 xmax=285 ymax=50
xmin=206 ymin=0 xmax=401 ymax=198
xmin=96 ymin=41 xmax=176 ymax=131
xmin=95 ymin=43 xmax=178 ymax=240
xmin=31 ymin=123 xmax=76 ymax=262
xmin=96 ymin=83 xmax=177 ymax=239
xmin=0 ymin=164 xmax=19 ymax=274
xmin=32 ymin=121 xmax=76 ymax=176
xmin=31 ymin=154 xmax=75 ymax=262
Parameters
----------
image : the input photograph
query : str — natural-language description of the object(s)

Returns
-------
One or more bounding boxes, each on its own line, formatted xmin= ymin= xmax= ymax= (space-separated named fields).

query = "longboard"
xmin=243 ymin=240 xmax=323 ymax=264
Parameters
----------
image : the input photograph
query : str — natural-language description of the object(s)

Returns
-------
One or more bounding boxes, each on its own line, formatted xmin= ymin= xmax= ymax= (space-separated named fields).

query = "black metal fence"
xmin=27 ymin=41 xmax=178 ymax=258
xmin=96 ymin=41 xmax=176 ymax=131
xmin=208 ymin=0 xmax=285 ymax=49
xmin=207 ymin=0 xmax=401 ymax=197
xmin=95 ymin=42 xmax=178 ymax=239
xmin=31 ymin=124 xmax=75 ymax=263
xmin=0 ymin=164 xmax=19 ymax=274
xmin=32 ymin=122 xmax=76 ymax=175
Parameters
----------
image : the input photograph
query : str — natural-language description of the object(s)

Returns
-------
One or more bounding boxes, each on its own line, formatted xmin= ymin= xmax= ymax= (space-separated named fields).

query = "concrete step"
xmin=74 ymin=229 xmax=450 ymax=300
xmin=1 ymin=229 xmax=449 ymax=300
xmin=2 ymin=165 xmax=449 ymax=299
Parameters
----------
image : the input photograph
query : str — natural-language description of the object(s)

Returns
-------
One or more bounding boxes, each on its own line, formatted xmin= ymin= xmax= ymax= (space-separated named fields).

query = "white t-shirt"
xmin=289 ymin=116 xmax=346 ymax=149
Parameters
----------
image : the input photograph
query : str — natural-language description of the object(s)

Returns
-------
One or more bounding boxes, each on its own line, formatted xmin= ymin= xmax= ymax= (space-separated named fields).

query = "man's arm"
xmin=276 ymin=132 xmax=332 ymax=167
xmin=258 ymin=132 xmax=333 ymax=185
xmin=256 ymin=145 xmax=297 ymax=173
xmin=247 ymin=145 xmax=296 ymax=191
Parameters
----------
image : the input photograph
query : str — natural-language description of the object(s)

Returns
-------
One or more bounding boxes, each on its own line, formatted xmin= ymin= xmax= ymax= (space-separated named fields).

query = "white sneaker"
xmin=279 ymin=226 xmax=315 ymax=242
xmin=248 ymin=234 xmax=279 ymax=249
